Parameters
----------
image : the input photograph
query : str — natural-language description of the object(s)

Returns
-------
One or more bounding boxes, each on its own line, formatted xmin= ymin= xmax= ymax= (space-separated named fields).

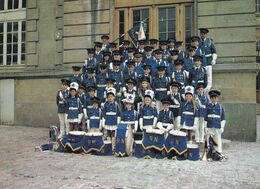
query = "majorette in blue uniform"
xmin=183 ymin=46 xmax=195 ymax=72
xmin=69 ymin=66 xmax=82 ymax=84
xmin=56 ymin=79 xmax=70 ymax=138
xmin=121 ymin=95 xmax=138 ymax=132
xmin=194 ymin=82 xmax=209 ymax=143
xmin=178 ymin=86 xmax=199 ymax=143
xmin=108 ymin=60 xmax=123 ymax=97
xmin=82 ymin=67 xmax=96 ymax=89
xmin=96 ymin=64 xmax=108 ymax=102
xmin=168 ymin=81 xmax=183 ymax=121
xmin=94 ymin=42 xmax=103 ymax=64
xmin=205 ymin=89 xmax=225 ymax=153
xmin=83 ymin=48 xmax=97 ymax=74
xmin=152 ymin=65 xmax=170 ymax=111
xmin=87 ymin=97 xmax=102 ymax=132
xmin=139 ymin=90 xmax=158 ymax=131
xmin=171 ymin=59 xmax=189 ymax=95
xmin=188 ymin=55 xmax=208 ymax=90
xmin=65 ymin=82 xmax=83 ymax=131
xmin=156 ymin=98 xmax=174 ymax=132
xmin=199 ymin=28 xmax=217 ymax=92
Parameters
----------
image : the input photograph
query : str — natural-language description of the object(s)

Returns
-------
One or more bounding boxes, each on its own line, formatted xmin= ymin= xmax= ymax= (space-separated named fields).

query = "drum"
xmin=164 ymin=130 xmax=187 ymax=158
xmin=60 ymin=131 xmax=86 ymax=152
xmin=115 ymin=123 xmax=134 ymax=157
xmin=134 ymin=140 xmax=145 ymax=158
xmin=142 ymin=129 xmax=165 ymax=151
xmin=186 ymin=144 xmax=200 ymax=161
xmin=81 ymin=132 xmax=104 ymax=154
xmin=95 ymin=140 xmax=113 ymax=156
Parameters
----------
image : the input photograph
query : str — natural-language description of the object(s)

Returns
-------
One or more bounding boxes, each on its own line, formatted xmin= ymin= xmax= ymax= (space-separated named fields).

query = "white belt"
xmin=170 ymin=105 xmax=180 ymax=108
xmin=59 ymin=101 xmax=64 ymax=104
xmin=143 ymin=116 xmax=154 ymax=119
xmin=156 ymin=88 xmax=167 ymax=91
xmin=200 ymin=105 xmax=206 ymax=109
xmin=97 ymin=84 xmax=106 ymax=87
xmin=183 ymin=111 xmax=194 ymax=115
xmin=205 ymin=54 xmax=212 ymax=57
xmin=69 ymin=107 xmax=78 ymax=110
xmin=106 ymin=112 xmax=117 ymax=116
xmin=208 ymin=114 xmax=221 ymax=118
xmin=192 ymin=80 xmax=204 ymax=83
xmin=90 ymin=116 xmax=100 ymax=119
xmin=87 ymin=106 xmax=93 ymax=109
xmin=124 ymin=121 xmax=135 ymax=124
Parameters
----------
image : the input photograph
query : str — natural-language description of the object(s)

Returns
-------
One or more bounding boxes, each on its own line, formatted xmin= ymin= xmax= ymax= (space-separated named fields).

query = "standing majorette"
xmin=65 ymin=82 xmax=83 ymax=131
xmin=87 ymin=97 xmax=102 ymax=133
xmin=178 ymin=86 xmax=199 ymax=143
xmin=139 ymin=90 xmax=158 ymax=131
xmin=102 ymin=87 xmax=121 ymax=150
xmin=194 ymin=82 xmax=209 ymax=143
xmin=205 ymin=89 xmax=225 ymax=153
xmin=56 ymin=79 xmax=70 ymax=138
xmin=199 ymin=28 xmax=217 ymax=92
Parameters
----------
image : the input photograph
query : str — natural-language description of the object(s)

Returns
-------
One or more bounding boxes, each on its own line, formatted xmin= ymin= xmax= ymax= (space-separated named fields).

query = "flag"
xmin=127 ymin=21 xmax=147 ymax=48
xmin=138 ymin=21 xmax=146 ymax=41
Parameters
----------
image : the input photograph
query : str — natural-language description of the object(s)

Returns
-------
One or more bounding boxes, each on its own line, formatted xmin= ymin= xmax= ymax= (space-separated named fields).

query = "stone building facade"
xmin=0 ymin=0 xmax=258 ymax=141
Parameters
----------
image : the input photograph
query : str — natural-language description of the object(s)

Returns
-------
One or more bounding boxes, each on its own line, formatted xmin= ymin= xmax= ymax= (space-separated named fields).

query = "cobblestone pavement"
xmin=0 ymin=126 xmax=259 ymax=189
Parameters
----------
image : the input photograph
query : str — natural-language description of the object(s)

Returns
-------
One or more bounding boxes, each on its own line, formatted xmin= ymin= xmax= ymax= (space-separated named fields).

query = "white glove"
xmin=175 ymin=116 xmax=181 ymax=130
xmin=102 ymin=118 xmax=106 ymax=129
xmin=211 ymin=53 xmax=217 ymax=65
xmin=83 ymin=108 xmax=87 ymax=119
xmin=153 ymin=117 xmax=158 ymax=128
xmin=87 ymin=120 xmax=90 ymax=130
xmin=117 ymin=117 xmax=121 ymax=125
xmin=220 ymin=120 xmax=226 ymax=134
xmin=134 ymin=121 xmax=138 ymax=132
xmin=78 ymin=113 xmax=83 ymax=124
xmin=139 ymin=118 xmax=143 ymax=131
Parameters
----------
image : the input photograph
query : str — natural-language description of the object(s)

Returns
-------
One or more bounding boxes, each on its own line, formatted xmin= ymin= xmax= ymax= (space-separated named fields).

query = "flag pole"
xmin=110 ymin=17 xmax=149 ymax=45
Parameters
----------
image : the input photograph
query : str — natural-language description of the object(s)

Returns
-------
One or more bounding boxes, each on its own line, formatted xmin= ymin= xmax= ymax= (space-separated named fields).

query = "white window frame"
xmin=0 ymin=0 xmax=26 ymax=66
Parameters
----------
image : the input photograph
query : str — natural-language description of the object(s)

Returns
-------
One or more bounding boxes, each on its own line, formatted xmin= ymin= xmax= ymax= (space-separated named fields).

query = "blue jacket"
xmin=140 ymin=105 xmax=158 ymax=126
xmin=180 ymin=101 xmax=198 ymax=127
xmin=56 ymin=90 xmax=69 ymax=113
xmin=66 ymin=96 xmax=83 ymax=120
xmin=205 ymin=103 xmax=225 ymax=129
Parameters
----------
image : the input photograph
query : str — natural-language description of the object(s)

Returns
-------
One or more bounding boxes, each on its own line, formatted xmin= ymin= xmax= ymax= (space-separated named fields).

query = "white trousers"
xmin=195 ymin=118 xmax=205 ymax=143
xmin=206 ymin=128 xmax=222 ymax=153
xmin=205 ymin=65 xmax=212 ymax=93
xmin=58 ymin=113 xmax=69 ymax=137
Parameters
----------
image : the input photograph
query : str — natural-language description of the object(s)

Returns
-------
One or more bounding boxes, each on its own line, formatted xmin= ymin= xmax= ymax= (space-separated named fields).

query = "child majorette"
xmin=87 ymin=97 xmax=102 ymax=133
xmin=65 ymin=82 xmax=83 ymax=131
xmin=153 ymin=65 xmax=170 ymax=111
xmin=139 ymin=90 xmax=158 ymax=131
xmin=194 ymin=82 xmax=209 ymax=143
xmin=156 ymin=98 xmax=174 ymax=133
xmin=205 ymin=89 xmax=225 ymax=153
xmin=167 ymin=81 xmax=183 ymax=129
xmin=102 ymin=87 xmax=121 ymax=149
xmin=121 ymin=94 xmax=139 ymax=132
xmin=178 ymin=86 xmax=198 ymax=143
xmin=56 ymin=79 xmax=70 ymax=138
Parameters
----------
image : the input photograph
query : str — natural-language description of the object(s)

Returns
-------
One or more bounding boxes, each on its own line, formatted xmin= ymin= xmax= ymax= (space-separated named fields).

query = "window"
xmin=0 ymin=0 xmax=26 ymax=66
xmin=158 ymin=7 xmax=176 ymax=41
xmin=132 ymin=9 xmax=149 ymax=41
xmin=119 ymin=10 xmax=125 ymax=45
xmin=257 ymin=0 xmax=260 ymax=14
xmin=0 ymin=0 xmax=26 ymax=11
xmin=185 ymin=5 xmax=193 ymax=46
xmin=115 ymin=2 xmax=194 ymax=47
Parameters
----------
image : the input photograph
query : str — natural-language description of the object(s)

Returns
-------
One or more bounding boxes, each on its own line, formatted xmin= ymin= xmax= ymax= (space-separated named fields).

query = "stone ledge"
xmin=213 ymin=63 xmax=260 ymax=73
